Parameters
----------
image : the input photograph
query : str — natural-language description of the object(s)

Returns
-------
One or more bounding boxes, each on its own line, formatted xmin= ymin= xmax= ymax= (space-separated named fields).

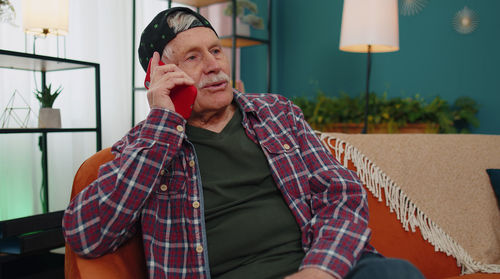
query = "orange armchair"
xmin=64 ymin=148 xmax=147 ymax=279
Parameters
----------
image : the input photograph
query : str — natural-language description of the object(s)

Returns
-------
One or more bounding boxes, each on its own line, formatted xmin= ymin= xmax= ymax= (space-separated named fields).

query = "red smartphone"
xmin=144 ymin=59 xmax=197 ymax=119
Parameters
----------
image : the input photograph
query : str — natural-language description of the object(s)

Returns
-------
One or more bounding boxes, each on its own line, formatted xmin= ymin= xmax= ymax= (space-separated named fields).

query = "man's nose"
xmin=203 ymin=53 xmax=221 ymax=74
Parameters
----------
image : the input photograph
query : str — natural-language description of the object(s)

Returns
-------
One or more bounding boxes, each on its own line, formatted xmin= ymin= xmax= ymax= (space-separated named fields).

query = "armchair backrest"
xmin=64 ymin=148 xmax=147 ymax=279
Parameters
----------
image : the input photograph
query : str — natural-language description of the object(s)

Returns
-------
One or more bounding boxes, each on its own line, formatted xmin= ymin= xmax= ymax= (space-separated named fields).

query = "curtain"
xmin=0 ymin=0 xmax=133 ymax=220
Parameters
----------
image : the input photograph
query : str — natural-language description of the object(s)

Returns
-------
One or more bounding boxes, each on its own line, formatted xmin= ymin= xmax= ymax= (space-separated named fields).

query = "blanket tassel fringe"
xmin=320 ymin=134 xmax=500 ymax=275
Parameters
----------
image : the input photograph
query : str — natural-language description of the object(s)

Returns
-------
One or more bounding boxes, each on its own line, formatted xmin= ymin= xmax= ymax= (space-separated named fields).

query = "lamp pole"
xmin=339 ymin=0 xmax=399 ymax=134
xmin=362 ymin=45 xmax=372 ymax=134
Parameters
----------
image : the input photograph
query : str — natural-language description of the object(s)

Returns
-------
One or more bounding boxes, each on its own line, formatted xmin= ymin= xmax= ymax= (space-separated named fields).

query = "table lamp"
xmin=22 ymin=0 xmax=68 ymax=56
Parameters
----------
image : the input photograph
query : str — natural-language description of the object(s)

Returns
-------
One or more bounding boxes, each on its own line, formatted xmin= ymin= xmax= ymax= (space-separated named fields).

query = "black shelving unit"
xmin=0 ymin=49 xmax=102 ymax=213
xmin=0 ymin=211 xmax=65 ymax=278
xmin=131 ymin=0 xmax=272 ymax=126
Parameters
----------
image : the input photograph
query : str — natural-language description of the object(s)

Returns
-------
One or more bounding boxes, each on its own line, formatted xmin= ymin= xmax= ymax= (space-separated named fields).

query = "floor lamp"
xmin=339 ymin=0 xmax=399 ymax=134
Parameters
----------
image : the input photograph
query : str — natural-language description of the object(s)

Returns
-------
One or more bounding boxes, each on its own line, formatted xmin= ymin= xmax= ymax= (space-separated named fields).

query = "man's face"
xmin=162 ymin=27 xmax=233 ymax=116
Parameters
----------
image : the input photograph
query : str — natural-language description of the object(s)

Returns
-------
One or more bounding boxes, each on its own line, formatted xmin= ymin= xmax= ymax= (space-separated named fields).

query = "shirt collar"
xmin=233 ymin=89 xmax=257 ymax=114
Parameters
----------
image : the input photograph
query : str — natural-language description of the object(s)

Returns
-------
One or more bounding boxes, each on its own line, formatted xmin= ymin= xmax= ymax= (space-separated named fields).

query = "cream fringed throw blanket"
xmin=320 ymin=133 xmax=500 ymax=274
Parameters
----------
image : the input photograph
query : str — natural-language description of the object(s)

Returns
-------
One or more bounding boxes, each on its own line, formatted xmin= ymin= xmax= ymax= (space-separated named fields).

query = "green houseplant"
xmin=34 ymin=83 xmax=63 ymax=128
xmin=292 ymin=91 xmax=479 ymax=133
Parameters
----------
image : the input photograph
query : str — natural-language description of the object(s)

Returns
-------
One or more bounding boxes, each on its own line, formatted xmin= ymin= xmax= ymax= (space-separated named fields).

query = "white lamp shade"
xmin=339 ymin=0 xmax=399 ymax=53
xmin=22 ymin=0 xmax=69 ymax=36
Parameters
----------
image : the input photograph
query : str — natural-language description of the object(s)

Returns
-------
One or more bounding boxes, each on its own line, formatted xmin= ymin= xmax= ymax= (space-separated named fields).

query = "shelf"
xmin=0 ymin=49 xmax=98 ymax=72
xmin=0 ymin=211 xmax=65 ymax=255
xmin=0 ymin=252 xmax=64 ymax=278
xmin=220 ymin=36 xmax=268 ymax=48
xmin=0 ymin=128 xmax=98 ymax=134
xmin=0 ymin=228 xmax=64 ymax=255
xmin=172 ymin=0 xmax=227 ymax=8
xmin=0 ymin=211 xmax=64 ymax=240
xmin=0 ymin=50 xmax=101 ymax=262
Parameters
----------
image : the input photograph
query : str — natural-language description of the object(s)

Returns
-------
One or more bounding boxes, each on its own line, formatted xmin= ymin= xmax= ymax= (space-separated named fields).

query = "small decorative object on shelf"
xmin=453 ymin=6 xmax=478 ymax=34
xmin=400 ymin=0 xmax=427 ymax=16
xmin=0 ymin=90 xmax=37 ymax=128
xmin=34 ymin=83 xmax=63 ymax=128
xmin=0 ymin=0 xmax=16 ymax=25
xmin=224 ymin=0 xmax=264 ymax=30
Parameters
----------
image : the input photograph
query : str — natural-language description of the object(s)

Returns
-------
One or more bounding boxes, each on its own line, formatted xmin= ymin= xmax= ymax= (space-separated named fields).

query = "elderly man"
xmin=63 ymin=7 xmax=424 ymax=279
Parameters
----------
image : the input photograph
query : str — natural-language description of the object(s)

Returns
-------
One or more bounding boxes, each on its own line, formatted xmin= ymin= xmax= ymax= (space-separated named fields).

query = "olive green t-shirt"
xmin=186 ymin=108 xmax=305 ymax=279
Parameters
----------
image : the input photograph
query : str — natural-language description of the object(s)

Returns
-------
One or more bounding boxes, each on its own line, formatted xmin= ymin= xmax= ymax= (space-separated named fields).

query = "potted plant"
xmin=451 ymin=96 xmax=480 ymax=133
xmin=292 ymin=91 xmax=479 ymax=134
xmin=34 ymin=83 xmax=63 ymax=128
xmin=224 ymin=0 xmax=265 ymax=31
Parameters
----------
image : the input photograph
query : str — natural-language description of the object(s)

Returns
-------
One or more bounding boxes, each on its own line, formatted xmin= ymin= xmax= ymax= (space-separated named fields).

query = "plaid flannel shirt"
xmin=63 ymin=91 xmax=373 ymax=279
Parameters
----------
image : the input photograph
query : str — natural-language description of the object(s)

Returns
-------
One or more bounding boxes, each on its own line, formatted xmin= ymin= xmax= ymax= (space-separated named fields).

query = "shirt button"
xmin=176 ymin=125 xmax=184 ymax=132
xmin=160 ymin=184 xmax=168 ymax=191
xmin=192 ymin=201 xmax=200 ymax=209
xmin=189 ymin=160 xmax=195 ymax=167
xmin=283 ymin=143 xmax=291 ymax=150
xmin=160 ymin=169 xmax=166 ymax=176
xmin=196 ymin=245 xmax=203 ymax=253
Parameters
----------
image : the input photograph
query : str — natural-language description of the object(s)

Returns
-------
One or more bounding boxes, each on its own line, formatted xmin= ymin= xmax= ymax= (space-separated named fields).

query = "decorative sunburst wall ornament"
xmin=453 ymin=6 xmax=479 ymax=34
xmin=400 ymin=0 xmax=428 ymax=16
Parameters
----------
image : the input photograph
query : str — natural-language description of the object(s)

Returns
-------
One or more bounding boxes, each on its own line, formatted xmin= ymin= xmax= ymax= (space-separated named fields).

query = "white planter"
xmin=38 ymin=108 xmax=61 ymax=128
xmin=234 ymin=21 xmax=250 ymax=37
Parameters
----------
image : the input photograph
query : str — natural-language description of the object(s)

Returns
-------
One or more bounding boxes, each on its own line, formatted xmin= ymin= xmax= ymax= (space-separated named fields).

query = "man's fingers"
xmin=150 ymin=51 xmax=160 ymax=73
xmin=146 ymin=54 xmax=195 ymax=110
xmin=147 ymin=75 xmax=194 ymax=110
xmin=157 ymin=72 xmax=195 ymax=87
xmin=150 ymin=76 xmax=195 ymax=95
xmin=150 ymin=57 xmax=195 ymax=87
xmin=151 ymin=63 xmax=182 ymax=84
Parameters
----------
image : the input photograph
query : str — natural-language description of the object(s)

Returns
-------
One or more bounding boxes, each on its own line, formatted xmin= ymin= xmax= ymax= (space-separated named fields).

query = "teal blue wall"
xmin=241 ymin=0 xmax=500 ymax=134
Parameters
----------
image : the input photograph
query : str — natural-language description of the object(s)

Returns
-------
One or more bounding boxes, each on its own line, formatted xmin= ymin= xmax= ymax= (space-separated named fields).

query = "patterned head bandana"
xmin=138 ymin=7 xmax=218 ymax=72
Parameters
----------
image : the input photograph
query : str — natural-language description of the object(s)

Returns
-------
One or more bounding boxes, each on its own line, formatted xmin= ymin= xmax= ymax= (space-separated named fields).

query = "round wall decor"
xmin=453 ymin=6 xmax=479 ymax=34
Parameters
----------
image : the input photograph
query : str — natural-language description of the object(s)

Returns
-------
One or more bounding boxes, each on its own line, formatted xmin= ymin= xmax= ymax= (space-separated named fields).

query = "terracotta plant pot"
xmin=321 ymin=123 xmax=439 ymax=134
xmin=38 ymin=108 xmax=61 ymax=128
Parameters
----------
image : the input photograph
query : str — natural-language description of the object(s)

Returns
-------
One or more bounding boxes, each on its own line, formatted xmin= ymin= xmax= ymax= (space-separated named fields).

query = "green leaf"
xmin=33 ymin=83 xmax=63 ymax=108
xmin=291 ymin=90 xmax=479 ymax=133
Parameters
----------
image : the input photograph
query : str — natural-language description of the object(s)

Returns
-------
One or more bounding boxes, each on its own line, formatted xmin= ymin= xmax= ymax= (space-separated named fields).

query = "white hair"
xmin=167 ymin=11 xmax=200 ymax=34
xmin=162 ymin=11 xmax=201 ymax=60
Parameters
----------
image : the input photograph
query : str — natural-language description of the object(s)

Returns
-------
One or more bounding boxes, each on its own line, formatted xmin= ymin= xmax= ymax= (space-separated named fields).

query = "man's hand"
xmin=285 ymin=268 xmax=336 ymax=279
xmin=146 ymin=51 xmax=195 ymax=111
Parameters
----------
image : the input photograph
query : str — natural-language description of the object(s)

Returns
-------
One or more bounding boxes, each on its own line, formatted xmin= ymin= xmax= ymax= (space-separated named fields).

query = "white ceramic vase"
xmin=203 ymin=3 xmax=251 ymax=37
xmin=38 ymin=108 xmax=61 ymax=128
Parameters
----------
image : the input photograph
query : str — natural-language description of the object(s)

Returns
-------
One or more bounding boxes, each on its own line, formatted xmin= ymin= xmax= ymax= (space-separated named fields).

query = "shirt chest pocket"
xmin=260 ymin=135 xmax=300 ymax=157
xmin=259 ymin=136 xmax=306 ymax=172
xmin=259 ymin=135 xmax=310 ymax=196
xmin=153 ymin=162 xmax=188 ymax=224
xmin=155 ymin=162 xmax=187 ymax=197
xmin=151 ymin=162 xmax=188 ymax=242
